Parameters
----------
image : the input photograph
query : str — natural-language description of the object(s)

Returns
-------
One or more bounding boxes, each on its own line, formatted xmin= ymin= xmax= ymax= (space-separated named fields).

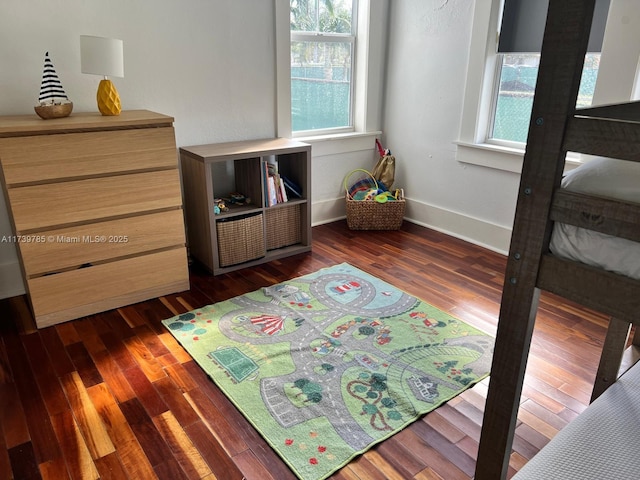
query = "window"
xmin=490 ymin=53 xmax=601 ymax=144
xmin=290 ymin=0 xmax=356 ymax=134
xmin=457 ymin=0 xmax=613 ymax=172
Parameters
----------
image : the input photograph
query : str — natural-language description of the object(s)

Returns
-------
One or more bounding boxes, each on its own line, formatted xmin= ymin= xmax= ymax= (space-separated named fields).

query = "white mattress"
xmin=513 ymin=360 xmax=640 ymax=479
xmin=549 ymin=156 xmax=640 ymax=280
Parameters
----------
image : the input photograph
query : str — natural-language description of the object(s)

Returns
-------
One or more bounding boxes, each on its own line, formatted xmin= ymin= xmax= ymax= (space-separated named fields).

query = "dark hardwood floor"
xmin=0 ymin=221 xmax=611 ymax=479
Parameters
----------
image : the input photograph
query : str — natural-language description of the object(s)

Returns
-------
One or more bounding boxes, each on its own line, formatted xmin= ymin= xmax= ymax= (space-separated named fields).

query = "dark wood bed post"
xmin=474 ymin=1 xmax=597 ymax=478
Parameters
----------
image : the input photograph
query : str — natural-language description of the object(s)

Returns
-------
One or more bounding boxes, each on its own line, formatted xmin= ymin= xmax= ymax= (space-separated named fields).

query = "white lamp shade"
xmin=80 ymin=35 xmax=124 ymax=78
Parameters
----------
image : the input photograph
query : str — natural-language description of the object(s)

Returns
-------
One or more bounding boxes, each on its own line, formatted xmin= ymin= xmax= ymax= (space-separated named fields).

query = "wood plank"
xmin=410 ymin=421 xmax=476 ymax=477
xmin=183 ymin=389 xmax=249 ymax=457
xmin=360 ymin=449 xmax=407 ymax=480
xmin=550 ymin=189 xmax=640 ymax=242
xmin=163 ymin=362 xmax=199 ymax=393
xmin=397 ymin=429 xmax=469 ymax=480
xmin=89 ymin=348 xmax=137 ymax=403
xmin=575 ymin=99 xmax=640 ymax=122
xmin=119 ymin=398 xmax=173 ymax=468
xmin=344 ymin=454 xmax=393 ymax=480
xmin=153 ymin=456 xmax=190 ymax=480
xmin=4 ymin=330 xmax=61 ymax=463
xmin=152 ymin=411 xmax=213 ymax=479
xmin=0 ymin=369 xmax=30 ymax=450
xmin=122 ymin=365 xmax=168 ymax=418
xmin=537 ymin=254 xmax=640 ymax=324
xmin=0 ymin=418 xmax=12 ymax=480
xmin=93 ymin=453 xmax=129 ymax=480
xmin=20 ymin=333 xmax=70 ymax=417
xmin=123 ymin=335 xmax=166 ymax=383
xmin=183 ymin=421 xmax=245 ymax=480
xmin=563 ymin=114 xmax=640 ymax=161
xmin=8 ymin=442 xmax=41 ymax=480
xmin=38 ymin=326 xmax=76 ymax=377
xmin=66 ymin=341 xmax=104 ymax=388
xmin=590 ymin=317 xmax=631 ymax=401
xmin=180 ymin=137 xmax=310 ymax=162
xmin=50 ymin=410 xmax=100 ymax=480
xmin=60 ymin=373 xmax=115 ymax=459
xmin=86 ymin=384 xmax=158 ymax=480
xmin=153 ymin=376 xmax=200 ymax=428
xmin=39 ymin=456 xmax=71 ymax=480
xmin=180 ymin=155 xmax=214 ymax=271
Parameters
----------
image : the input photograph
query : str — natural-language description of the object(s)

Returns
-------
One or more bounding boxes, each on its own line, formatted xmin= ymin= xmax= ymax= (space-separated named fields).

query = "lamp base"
xmin=96 ymin=79 xmax=121 ymax=116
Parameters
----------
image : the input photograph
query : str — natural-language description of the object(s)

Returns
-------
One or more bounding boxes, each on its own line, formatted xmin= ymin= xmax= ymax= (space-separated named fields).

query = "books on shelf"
xmin=261 ymin=157 xmax=298 ymax=206
xmin=281 ymin=175 xmax=302 ymax=198
xmin=267 ymin=175 xmax=278 ymax=206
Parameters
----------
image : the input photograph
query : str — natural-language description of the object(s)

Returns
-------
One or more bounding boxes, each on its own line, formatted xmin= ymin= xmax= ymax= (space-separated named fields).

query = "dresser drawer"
xmin=0 ymin=127 xmax=177 ymax=185
xmin=28 ymin=247 xmax=189 ymax=328
xmin=8 ymin=169 xmax=182 ymax=232
xmin=19 ymin=210 xmax=186 ymax=276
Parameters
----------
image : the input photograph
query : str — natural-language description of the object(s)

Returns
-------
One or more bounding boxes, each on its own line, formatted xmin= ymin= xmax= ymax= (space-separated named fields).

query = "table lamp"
xmin=80 ymin=35 xmax=124 ymax=116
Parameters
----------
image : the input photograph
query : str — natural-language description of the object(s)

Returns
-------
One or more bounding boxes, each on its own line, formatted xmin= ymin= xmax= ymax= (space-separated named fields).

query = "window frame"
xmin=457 ymin=0 xmax=638 ymax=174
xmin=276 ymin=0 xmax=384 ymax=141
xmin=457 ymin=1 xmax=585 ymax=172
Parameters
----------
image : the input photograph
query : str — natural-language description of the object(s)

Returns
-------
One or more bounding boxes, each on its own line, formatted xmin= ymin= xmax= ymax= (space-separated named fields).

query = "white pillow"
xmin=561 ymin=156 xmax=640 ymax=202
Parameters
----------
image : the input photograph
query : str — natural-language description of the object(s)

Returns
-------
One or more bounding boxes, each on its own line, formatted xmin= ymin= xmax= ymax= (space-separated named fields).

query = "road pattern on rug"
xmin=163 ymin=263 xmax=493 ymax=480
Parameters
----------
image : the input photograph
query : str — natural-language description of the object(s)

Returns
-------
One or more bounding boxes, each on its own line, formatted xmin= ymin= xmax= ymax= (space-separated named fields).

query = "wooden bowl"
xmin=34 ymin=102 xmax=73 ymax=120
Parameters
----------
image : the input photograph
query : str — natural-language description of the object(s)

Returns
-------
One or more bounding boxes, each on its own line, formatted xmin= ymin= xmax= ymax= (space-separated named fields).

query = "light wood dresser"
xmin=0 ymin=110 xmax=189 ymax=328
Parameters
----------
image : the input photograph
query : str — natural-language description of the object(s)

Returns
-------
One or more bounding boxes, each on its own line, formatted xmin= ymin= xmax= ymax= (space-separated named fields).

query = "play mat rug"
xmin=162 ymin=263 xmax=493 ymax=480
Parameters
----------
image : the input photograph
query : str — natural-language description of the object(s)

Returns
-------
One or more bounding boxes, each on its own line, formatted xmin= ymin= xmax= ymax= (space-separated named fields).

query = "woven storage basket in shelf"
xmin=266 ymin=204 xmax=301 ymax=250
xmin=344 ymin=168 xmax=405 ymax=230
xmin=217 ymin=213 xmax=265 ymax=267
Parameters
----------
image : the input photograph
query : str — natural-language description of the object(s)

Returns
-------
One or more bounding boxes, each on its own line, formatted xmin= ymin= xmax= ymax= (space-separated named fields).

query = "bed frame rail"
xmin=550 ymin=189 xmax=640 ymax=242
xmin=537 ymin=254 xmax=640 ymax=324
xmin=563 ymin=107 xmax=640 ymax=161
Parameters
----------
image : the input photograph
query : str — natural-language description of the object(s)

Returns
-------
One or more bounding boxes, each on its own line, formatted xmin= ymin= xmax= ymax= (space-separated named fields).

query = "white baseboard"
xmin=404 ymin=198 xmax=511 ymax=255
xmin=311 ymin=196 xmax=511 ymax=255
xmin=311 ymin=197 xmax=346 ymax=226
xmin=0 ymin=260 xmax=25 ymax=300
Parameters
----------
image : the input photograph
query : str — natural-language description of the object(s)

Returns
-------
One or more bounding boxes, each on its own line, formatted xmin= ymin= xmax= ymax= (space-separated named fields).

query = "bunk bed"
xmin=474 ymin=1 xmax=640 ymax=479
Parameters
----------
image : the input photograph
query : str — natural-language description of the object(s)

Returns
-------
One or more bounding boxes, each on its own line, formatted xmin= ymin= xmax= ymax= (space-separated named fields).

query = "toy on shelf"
xmin=214 ymin=198 xmax=229 ymax=215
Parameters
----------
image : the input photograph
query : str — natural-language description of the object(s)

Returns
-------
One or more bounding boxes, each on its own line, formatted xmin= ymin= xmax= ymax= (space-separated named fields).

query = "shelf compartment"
xmin=266 ymin=203 xmax=301 ymax=250
xmin=211 ymin=157 xmax=264 ymax=208
xmin=216 ymin=212 xmax=265 ymax=267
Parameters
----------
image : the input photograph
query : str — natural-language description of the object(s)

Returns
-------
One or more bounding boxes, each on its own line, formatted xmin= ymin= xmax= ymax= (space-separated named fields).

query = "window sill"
xmin=455 ymin=141 xmax=583 ymax=174
xmin=297 ymin=130 xmax=382 ymax=157
xmin=455 ymin=141 xmax=524 ymax=173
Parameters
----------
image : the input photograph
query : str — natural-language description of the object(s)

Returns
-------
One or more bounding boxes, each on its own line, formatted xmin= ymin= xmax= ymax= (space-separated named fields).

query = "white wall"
xmin=382 ymin=0 xmax=515 ymax=253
